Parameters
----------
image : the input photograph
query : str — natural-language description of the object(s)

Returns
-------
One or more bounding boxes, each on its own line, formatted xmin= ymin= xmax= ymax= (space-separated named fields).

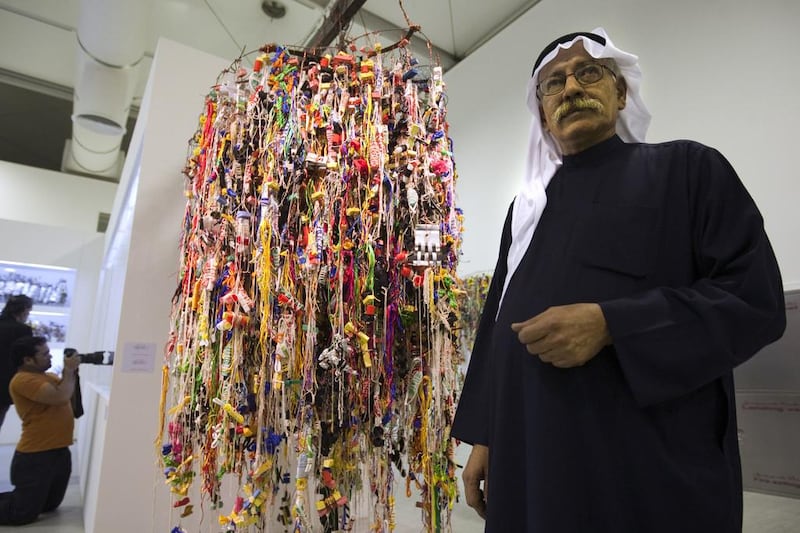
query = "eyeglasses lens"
xmin=539 ymin=64 xmax=606 ymax=96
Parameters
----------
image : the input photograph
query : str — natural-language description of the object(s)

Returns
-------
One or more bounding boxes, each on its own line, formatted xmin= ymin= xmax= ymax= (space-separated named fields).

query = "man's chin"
xmin=550 ymin=122 xmax=614 ymax=153
xmin=556 ymin=115 xmax=599 ymax=133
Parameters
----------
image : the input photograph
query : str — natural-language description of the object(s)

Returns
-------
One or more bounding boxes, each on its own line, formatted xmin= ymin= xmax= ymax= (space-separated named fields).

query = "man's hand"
xmin=511 ymin=303 xmax=611 ymax=368
xmin=63 ymin=352 xmax=80 ymax=373
xmin=462 ymin=444 xmax=489 ymax=519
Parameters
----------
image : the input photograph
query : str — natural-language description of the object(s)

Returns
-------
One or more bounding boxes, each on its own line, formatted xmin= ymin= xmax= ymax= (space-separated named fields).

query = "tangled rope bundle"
xmin=458 ymin=273 xmax=493 ymax=355
xmin=159 ymin=39 xmax=465 ymax=533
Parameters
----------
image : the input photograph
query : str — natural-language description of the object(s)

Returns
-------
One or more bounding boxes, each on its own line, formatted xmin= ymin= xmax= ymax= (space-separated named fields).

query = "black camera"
xmin=64 ymin=348 xmax=112 ymax=365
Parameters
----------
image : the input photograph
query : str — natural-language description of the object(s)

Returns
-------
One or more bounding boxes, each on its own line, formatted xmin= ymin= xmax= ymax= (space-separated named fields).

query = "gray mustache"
xmin=553 ymin=98 xmax=604 ymax=123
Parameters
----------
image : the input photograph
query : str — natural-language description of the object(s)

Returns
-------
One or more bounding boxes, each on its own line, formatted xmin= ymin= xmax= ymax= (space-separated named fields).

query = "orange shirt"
xmin=9 ymin=371 xmax=74 ymax=453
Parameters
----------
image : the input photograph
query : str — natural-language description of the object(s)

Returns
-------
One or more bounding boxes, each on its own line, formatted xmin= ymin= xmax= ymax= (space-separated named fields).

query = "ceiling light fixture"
xmin=261 ymin=0 xmax=287 ymax=19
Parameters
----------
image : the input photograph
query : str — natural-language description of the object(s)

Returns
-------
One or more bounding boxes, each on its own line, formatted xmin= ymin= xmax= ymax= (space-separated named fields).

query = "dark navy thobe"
xmin=452 ymin=135 xmax=786 ymax=532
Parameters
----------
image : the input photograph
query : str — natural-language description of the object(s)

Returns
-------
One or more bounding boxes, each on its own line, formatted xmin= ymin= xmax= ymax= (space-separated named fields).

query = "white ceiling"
xmin=0 ymin=0 xmax=538 ymax=176
xmin=0 ymin=0 xmax=539 ymax=100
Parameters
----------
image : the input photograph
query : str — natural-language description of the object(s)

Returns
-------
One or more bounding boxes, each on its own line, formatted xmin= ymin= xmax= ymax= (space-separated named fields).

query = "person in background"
xmin=452 ymin=28 xmax=786 ymax=532
xmin=0 ymin=295 xmax=33 ymax=429
xmin=0 ymin=336 xmax=78 ymax=525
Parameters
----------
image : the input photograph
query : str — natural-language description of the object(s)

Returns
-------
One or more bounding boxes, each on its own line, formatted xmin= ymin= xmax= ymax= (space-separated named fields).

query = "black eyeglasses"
xmin=537 ymin=63 xmax=616 ymax=97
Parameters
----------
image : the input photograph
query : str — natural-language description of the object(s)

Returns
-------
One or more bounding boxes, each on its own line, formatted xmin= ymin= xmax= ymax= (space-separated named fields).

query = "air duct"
xmin=64 ymin=0 xmax=153 ymax=180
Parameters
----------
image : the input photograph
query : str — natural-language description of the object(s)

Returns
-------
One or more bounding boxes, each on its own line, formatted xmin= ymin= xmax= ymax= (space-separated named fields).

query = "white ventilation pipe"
xmin=69 ymin=0 xmax=152 ymax=177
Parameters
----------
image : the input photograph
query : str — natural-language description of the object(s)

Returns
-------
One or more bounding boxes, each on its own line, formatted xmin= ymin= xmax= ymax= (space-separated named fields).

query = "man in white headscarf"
xmin=452 ymin=29 xmax=785 ymax=532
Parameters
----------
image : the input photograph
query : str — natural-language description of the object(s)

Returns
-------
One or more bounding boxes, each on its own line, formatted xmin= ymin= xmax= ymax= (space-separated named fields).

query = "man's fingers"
xmin=464 ymin=485 xmax=487 ymax=519
xmin=462 ymin=444 xmax=488 ymax=518
xmin=463 ymin=466 xmax=487 ymax=519
xmin=474 ymin=497 xmax=487 ymax=519
xmin=515 ymin=323 xmax=550 ymax=346
xmin=511 ymin=312 xmax=543 ymax=333
xmin=510 ymin=316 xmax=535 ymax=331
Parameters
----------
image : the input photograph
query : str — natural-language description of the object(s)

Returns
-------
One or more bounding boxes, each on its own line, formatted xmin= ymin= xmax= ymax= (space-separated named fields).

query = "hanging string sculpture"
xmin=158 ymin=35 xmax=465 ymax=533
xmin=457 ymin=273 xmax=492 ymax=355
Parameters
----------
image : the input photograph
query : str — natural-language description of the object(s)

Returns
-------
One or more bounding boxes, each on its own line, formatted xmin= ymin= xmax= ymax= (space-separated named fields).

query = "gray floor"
xmin=0 ymin=444 xmax=83 ymax=532
xmin=0 ymin=443 xmax=798 ymax=532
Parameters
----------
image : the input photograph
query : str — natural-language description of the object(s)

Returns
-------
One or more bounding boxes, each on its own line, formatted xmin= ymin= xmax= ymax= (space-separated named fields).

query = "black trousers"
xmin=0 ymin=447 xmax=72 ymax=525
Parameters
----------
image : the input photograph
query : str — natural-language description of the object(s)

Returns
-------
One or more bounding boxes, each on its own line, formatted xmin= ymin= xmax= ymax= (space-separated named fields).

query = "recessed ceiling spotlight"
xmin=261 ymin=0 xmax=287 ymax=19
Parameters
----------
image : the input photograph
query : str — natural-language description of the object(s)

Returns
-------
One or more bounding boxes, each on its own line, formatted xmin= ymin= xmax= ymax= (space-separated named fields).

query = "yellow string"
xmin=155 ymin=364 xmax=169 ymax=449
xmin=255 ymin=218 xmax=272 ymax=457
xmin=418 ymin=375 xmax=435 ymax=529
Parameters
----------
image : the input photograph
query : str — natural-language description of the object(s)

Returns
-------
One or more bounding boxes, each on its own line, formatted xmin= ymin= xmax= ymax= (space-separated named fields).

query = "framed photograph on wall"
xmin=29 ymin=310 xmax=70 ymax=346
xmin=0 ymin=260 xmax=76 ymax=308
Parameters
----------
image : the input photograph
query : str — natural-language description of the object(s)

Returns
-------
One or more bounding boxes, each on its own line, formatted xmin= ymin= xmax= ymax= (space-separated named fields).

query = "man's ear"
xmin=617 ymin=78 xmax=628 ymax=110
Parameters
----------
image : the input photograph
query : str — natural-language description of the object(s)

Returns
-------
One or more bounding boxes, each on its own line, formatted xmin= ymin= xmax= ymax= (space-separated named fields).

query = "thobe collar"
xmin=561 ymin=135 xmax=626 ymax=169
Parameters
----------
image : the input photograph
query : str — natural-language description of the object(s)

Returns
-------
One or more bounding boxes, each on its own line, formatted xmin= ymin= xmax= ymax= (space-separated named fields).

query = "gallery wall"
xmin=86 ymin=38 xmax=231 ymax=533
xmin=446 ymin=0 xmax=800 ymax=290
xmin=0 ymin=165 xmax=113 ymax=444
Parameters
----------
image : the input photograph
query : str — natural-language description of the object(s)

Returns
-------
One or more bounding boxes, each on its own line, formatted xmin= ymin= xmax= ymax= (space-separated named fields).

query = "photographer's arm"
xmin=32 ymin=356 xmax=79 ymax=405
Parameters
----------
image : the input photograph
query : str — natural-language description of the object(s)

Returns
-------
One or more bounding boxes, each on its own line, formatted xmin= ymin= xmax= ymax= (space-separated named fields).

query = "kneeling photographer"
xmin=0 ymin=336 xmax=79 ymax=525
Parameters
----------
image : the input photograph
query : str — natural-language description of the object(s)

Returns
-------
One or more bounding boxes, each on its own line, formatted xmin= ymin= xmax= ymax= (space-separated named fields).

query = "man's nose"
xmin=562 ymin=73 xmax=585 ymax=98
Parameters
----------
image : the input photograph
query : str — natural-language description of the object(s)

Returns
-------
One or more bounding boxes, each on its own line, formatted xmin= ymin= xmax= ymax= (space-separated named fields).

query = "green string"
xmin=366 ymin=242 xmax=376 ymax=294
